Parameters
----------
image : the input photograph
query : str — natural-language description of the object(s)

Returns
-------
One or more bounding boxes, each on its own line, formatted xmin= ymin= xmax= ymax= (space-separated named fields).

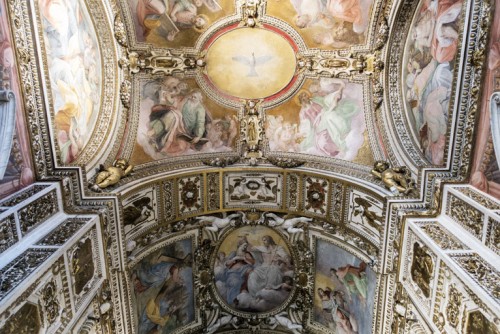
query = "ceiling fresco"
xmin=0 ymin=0 xmax=498 ymax=332
xmin=402 ymin=0 xmax=465 ymax=165
xmin=116 ymin=0 xmax=387 ymax=174
xmin=0 ymin=1 xmax=34 ymax=198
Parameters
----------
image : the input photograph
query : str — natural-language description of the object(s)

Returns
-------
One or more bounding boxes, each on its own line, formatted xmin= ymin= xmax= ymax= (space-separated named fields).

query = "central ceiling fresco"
xmin=118 ymin=0 xmax=386 ymax=169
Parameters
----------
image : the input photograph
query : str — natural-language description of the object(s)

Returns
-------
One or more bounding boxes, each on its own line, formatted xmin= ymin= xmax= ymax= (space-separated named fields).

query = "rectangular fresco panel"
xmin=132 ymin=76 xmax=238 ymax=164
xmin=0 ymin=0 xmax=34 ymax=199
xmin=267 ymin=0 xmax=375 ymax=49
xmin=471 ymin=0 xmax=500 ymax=199
xmin=128 ymin=0 xmax=234 ymax=47
xmin=38 ymin=0 xmax=102 ymax=164
xmin=314 ymin=239 xmax=376 ymax=334
xmin=266 ymin=78 xmax=368 ymax=162
xmin=403 ymin=0 xmax=464 ymax=165
xmin=131 ymin=238 xmax=194 ymax=333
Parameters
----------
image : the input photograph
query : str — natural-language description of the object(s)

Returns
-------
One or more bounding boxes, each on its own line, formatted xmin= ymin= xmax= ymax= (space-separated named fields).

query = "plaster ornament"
xmin=268 ymin=312 xmax=303 ymax=333
xmin=265 ymin=212 xmax=312 ymax=234
xmin=196 ymin=212 xmax=242 ymax=232
xmin=92 ymin=159 xmax=133 ymax=190
xmin=371 ymin=161 xmax=415 ymax=195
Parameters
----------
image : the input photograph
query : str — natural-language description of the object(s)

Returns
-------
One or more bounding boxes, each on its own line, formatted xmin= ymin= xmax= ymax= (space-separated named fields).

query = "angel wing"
xmin=254 ymin=55 xmax=272 ymax=65
xmin=231 ymin=55 xmax=251 ymax=66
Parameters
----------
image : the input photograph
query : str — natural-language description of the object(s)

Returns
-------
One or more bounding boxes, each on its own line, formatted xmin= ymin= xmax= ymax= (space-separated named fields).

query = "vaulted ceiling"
xmin=0 ymin=0 xmax=498 ymax=333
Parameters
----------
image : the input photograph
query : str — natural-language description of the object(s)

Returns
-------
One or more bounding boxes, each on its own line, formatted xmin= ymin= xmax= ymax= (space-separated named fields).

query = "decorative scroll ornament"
xmin=113 ymin=14 xmax=128 ymax=47
xmin=374 ymin=16 xmax=389 ymax=51
xmin=266 ymin=156 xmax=305 ymax=168
xmin=240 ymin=0 xmax=264 ymax=27
xmin=124 ymin=50 xmax=198 ymax=75
xmin=371 ymin=161 xmax=416 ymax=195
xmin=297 ymin=52 xmax=382 ymax=77
xmin=242 ymin=100 xmax=264 ymax=159
xmin=119 ymin=80 xmax=131 ymax=109
xmin=202 ymin=156 xmax=240 ymax=167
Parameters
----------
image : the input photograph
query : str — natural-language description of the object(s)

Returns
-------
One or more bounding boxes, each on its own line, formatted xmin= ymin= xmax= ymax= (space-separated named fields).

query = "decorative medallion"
xmin=214 ymin=225 xmax=294 ymax=313
xmin=204 ymin=25 xmax=298 ymax=101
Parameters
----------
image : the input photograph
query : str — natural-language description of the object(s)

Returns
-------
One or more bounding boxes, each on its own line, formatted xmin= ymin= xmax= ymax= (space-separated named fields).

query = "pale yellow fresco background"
xmin=265 ymin=78 xmax=374 ymax=165
xmin=206 ymin=28 xmax=297 ymax=99
xmin=139 ymin=0 xmax=236 ymax=48
xmin=216 ymin=225 xmax=291 ymax=258
xmin=266 ymin=0 xmax=371 ymax=49
xmin=130 ymin=78 xmax=238 ymax=166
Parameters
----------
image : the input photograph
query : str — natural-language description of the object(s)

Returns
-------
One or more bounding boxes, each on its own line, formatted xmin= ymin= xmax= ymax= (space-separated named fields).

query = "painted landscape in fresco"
xmin=215 ymin=226 xmax=294 ymax=312
xmin=38 ymin=0 xmax=102 ymax=164
xmin=133 ymin=76 xmax=238 ymax=164
xmin=267 ymin=0 xmax=374 ymax=49
xmin=471 ymin=0 xmax=500 ymax=199
xmin=131 ymin=239 xmax=194 ymax=333
xmin=403 ymin=0 xmax=464 ymax=165
xmin=0 ymin=0 xmax=34 ymax=199
xmin=313 ymin=239 xmax=376 ymax=334
xmin=128 ymin=0 xmax=234 ymax=47
xmin=266 ymin=78 xmax=368 ymax=162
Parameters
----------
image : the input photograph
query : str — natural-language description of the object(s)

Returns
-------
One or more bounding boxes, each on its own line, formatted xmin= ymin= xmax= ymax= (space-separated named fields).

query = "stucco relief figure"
xmin=352 ymin=197 xmax=383 ymax=232
xmin=196 ymin=212 xmax=242 ymax=232
xmin=265 ymin=212 xmax=312 ymax=234
xmin=229 ymin=177 xmax=276 ymax=201
xmin=268 ymin=312 xmax=303 ymax=334
xmin=39 ymin=0 xmax=102 ymax=164
xmin=410 ymin=243 xmax=434 ymax=298
xmin=93 ymin=159 xmax=133 ymax=190
xmin=215 ymin=227 xmax=294 ymax=312
xmin=404 ymin=0 xmax=463 ymax=165
xmin=371 ymin=161 xmax=415 ymax=195
xmin=123 ymin=197 xmax=153 ymax=232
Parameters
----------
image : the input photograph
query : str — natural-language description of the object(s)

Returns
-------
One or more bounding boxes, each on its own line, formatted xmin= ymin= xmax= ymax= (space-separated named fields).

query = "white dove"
xmin=196 ymin=213 xmax=241 ymax=232
xmin=232 ymin=52 xmax=273 ymax=77
xmin=266 ymin=212 xmax=312 ymax=234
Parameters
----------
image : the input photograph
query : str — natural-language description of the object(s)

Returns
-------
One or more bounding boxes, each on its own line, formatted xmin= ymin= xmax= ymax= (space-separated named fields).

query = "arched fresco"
xmin=402 ymin=0 xmax=465 ymax=165
xmin=37 ymin=0 xmax=103 ymax=164
xmin=471 ymin=0 xmax=500 ymax=199
xmin=0 ymin=0 xmax=34 ymax=199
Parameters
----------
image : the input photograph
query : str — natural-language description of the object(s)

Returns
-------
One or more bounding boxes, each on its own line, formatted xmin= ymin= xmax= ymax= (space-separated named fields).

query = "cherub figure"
xmin=266 ymin=213 xmax=312 ymax=234
xmin=371 ymin=161 xmax=415 ymax=195
xmin=93 ymin=159 xmax=133 ymax=190
xmin=353 ymin=197 xmax=383 ymax=232
xmin=196 ymin=213 xmax=242 ymax=232
xmin=268 ymin=312 xmax=303 ymax=334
